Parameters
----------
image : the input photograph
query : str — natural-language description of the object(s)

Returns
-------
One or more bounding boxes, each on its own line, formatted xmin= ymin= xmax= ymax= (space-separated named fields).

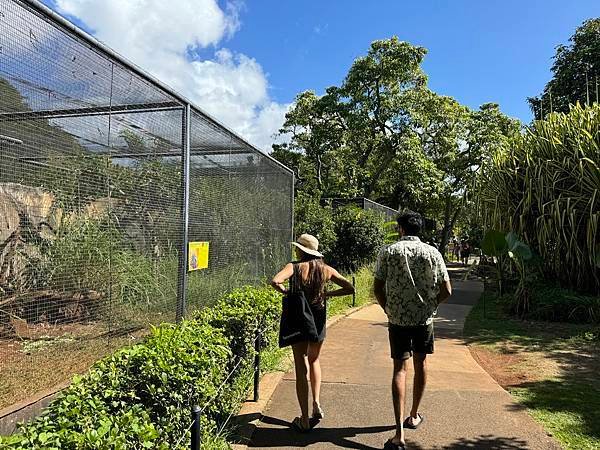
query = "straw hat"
xmin=292 ymin=233 xmax=323 ymax=258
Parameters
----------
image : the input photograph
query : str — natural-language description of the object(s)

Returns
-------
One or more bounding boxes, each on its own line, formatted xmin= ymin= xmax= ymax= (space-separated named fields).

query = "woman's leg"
xmin=307 ymin=341 xmax=324 ymax=410
xmin=292 ymin=342 xmax=310 ymax=427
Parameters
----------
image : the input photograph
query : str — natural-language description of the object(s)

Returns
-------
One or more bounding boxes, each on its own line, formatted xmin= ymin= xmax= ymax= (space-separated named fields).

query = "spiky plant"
xmin=477 ymin=103 xmax=599 ymax=295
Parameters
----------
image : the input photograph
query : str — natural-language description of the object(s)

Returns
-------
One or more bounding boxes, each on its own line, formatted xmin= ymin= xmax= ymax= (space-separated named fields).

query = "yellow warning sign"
xmin=188 ymin=242 xmax=209 ymax=271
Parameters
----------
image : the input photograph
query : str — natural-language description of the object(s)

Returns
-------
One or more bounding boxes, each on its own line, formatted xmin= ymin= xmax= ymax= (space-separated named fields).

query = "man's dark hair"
xmin=397 ymin=210 xmax=423 ymax=236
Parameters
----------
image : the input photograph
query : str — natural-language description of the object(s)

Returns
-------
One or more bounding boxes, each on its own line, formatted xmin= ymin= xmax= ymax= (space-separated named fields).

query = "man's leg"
xmin=406 ymin=323 xmax=434 ymax=427
xmin=408 ymin=353 xmax=427 ymax=425
xmin=391 ymin=358 xmax=409 ymax=445
xmin=388 ymin=324 xmax=412 ymax=446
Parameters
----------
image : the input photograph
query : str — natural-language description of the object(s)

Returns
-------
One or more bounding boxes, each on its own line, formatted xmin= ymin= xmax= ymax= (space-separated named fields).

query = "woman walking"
xmin=271 ymin=234 xmax=355 ymax=432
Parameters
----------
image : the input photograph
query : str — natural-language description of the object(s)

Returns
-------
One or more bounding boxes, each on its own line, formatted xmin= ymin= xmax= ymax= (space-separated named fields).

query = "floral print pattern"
xmin=375 ymin=236 xmax=449 ymax=326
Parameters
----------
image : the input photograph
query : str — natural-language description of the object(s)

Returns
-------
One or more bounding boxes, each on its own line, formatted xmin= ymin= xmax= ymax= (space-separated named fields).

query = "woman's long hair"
xmin=297 ymin=251 xmax=327 ymax=307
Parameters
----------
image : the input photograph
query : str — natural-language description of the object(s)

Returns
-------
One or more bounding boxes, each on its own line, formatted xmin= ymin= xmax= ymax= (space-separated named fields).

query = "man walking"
xmin=374 ymin=211 xmax=452 ymax=450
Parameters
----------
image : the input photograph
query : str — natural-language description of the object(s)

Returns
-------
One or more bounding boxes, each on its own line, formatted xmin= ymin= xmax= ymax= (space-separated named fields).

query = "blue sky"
xmin=225 ymin=0 xmax=598 ymax=122
xmin=42 ymin=0 xmax=599 ymax=148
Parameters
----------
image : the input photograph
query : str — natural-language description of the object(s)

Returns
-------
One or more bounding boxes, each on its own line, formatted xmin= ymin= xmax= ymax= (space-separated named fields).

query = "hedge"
xmin=0 ymin=286 xmax=282 ymax=450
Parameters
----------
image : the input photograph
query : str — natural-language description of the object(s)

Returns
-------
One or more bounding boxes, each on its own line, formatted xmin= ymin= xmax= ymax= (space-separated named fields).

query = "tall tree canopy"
xmin=528 ymin=18 xmax=600 ymax=118
xmin=274 ymin=37 xmax=520 ymax=255
xmin=275 ymin=37 xmax=428 ymax=199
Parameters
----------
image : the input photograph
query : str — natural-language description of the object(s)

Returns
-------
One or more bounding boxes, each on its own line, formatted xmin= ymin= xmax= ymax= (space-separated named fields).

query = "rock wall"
xmin=0 ymin=183 xmax=60 ymax=295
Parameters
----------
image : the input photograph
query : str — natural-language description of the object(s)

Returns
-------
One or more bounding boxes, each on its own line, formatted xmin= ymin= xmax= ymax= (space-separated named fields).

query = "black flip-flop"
xmin=384 ymin=439 xmax=406 ymax=450
xmin=403 ymin=413 xmax=424 ymax=430
xmin=291 ymin=417 xmax=310 ymax=433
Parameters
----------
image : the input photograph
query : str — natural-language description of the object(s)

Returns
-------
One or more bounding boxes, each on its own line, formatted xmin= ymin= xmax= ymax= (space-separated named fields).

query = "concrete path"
xmin=249 ymin=277 xmax=561 ymax=450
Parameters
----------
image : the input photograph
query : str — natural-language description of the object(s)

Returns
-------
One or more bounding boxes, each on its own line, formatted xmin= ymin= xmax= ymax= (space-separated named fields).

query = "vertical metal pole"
xmin=176 ymin=104 xmax=191 ymax=323
xmin=253 ymin=326 xmax=261 ymax=402
xmin=191 ymin=405 xmax=201 ymax=450
xmin=290 ymin=171 xmax=295 ymax=249
xmin=352 ymin=276 xmax=356 ymax=307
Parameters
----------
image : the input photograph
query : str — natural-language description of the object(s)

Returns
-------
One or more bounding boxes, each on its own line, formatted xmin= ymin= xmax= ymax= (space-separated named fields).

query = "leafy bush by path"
xmin=329 ymin=206 xmax=385 ymax=272
xmin=0 ymin=286 xmax=281 ymax=449
xmin=293 ymin=194 xmax=337 ymax=257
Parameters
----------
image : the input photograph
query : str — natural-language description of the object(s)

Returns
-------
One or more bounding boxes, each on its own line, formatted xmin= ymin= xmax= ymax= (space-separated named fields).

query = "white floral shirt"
xmin=375 ymin=236 xmax=449 ymax=326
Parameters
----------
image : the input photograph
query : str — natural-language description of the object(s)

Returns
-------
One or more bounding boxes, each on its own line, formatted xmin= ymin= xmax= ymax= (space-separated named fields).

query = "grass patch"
xmin=327 ymin=266 xmax=375 ymax=317
xmin=465 ymin=288 xmax=600 ymax=449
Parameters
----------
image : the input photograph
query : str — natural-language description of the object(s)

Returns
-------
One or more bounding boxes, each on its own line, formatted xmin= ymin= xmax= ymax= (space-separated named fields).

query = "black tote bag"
xmin=278 ymin=264 xmax=319 ymax=348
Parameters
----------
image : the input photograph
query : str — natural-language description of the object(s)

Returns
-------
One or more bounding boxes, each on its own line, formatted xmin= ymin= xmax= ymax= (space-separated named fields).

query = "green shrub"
xmin=293 ymin=194 xmax=337 ymax=257
xmin=0 ymin=286 xmax=282 ymax=449
xmin=329 ymin=206 xmax=385 ymax=272
xmin=504 ymin=283 xmax=600 ymax=324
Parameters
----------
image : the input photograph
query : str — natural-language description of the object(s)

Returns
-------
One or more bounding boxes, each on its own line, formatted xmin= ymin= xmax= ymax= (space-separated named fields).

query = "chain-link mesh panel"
xmin=186 ymin=110 xmax=293 ymax=313
xmin=363 ymin=198 xmax=398 ymax=221
xmin=323 ymin=197 xmax=398 ymax=221
xmin=0 ymin=0 xmax=293 ymax=412
xmin=0 ymin=0 xmax=186 ymax=408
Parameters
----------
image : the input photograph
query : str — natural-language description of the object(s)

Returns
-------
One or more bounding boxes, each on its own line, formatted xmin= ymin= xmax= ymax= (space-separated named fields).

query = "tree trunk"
xmin=439 ymin=196 xmax=461 ymax=260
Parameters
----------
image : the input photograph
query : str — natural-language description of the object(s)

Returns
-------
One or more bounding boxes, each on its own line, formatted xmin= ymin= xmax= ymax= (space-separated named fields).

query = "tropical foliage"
xmin=477 ymin=104 xmax=600 ymax=295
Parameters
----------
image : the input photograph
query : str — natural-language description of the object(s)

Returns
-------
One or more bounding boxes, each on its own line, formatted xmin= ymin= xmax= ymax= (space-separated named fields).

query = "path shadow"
xmin=249 ymin=415 xmax=394 ymax=449
xmin=407 ymin=434 xmax=530 ymax=449
xmin=251 ymin=417 xmax=531 ymax=450
xmin=465 ymin=294 xmax=600 ymax=441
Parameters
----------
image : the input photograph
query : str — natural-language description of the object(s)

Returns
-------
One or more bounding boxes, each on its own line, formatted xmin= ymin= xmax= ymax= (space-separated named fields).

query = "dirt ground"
xmin=0 ymin=321 xmax=147 ymax=411
xmin=469 ymin=337 xmax=599 ymax=389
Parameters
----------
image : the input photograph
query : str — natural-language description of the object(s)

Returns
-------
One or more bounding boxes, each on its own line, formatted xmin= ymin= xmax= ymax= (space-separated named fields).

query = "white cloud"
xmin=54 ymin=0 xmax=288 ymax=151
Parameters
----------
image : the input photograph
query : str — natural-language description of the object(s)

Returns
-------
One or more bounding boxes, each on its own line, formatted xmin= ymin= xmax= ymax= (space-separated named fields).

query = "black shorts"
xmin=388 ymin=323 xmax=434 ymax=360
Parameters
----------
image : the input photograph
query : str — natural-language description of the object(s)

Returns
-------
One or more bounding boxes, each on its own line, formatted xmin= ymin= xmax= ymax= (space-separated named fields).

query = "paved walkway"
xmin=249 ymin=277 xmax=561 ymax=449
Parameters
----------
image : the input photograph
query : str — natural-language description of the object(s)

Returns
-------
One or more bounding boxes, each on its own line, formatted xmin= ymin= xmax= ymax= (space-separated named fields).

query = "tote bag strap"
xmin=290 ymin=262 xmax=301 ymax=294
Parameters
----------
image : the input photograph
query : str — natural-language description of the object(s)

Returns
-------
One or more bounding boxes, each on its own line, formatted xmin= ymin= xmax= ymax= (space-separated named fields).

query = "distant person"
xmin=374 ymin=211 xmax=452 ymax=450
xmin=452 ymin=238 xmax=460 ymax=261
xmin=271 ymin=234 xmax=354 ymax=433
xmin=460 ymin=240 xmax=471 ymax=266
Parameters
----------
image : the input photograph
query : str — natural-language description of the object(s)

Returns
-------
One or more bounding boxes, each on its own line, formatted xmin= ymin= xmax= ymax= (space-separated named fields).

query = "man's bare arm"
xmin=373 ymin=277 xmax=387 ymax=309
xmin=437 ymin=279 xmax=452 ymax=305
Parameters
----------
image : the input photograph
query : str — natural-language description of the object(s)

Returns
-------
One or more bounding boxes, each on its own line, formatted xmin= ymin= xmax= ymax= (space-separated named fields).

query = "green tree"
xmin=415 ymin=95 xmax=520 ymax=256
xmin=273 ymin=37 xmax=519 ymax=258
xmin=528 ymin=18 xmax=600 ymax=118
xmin=276 ymin=37 xmax=428 ymax=199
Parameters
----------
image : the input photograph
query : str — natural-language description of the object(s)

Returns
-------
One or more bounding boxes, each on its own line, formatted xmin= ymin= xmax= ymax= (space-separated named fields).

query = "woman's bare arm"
xmin=325 ymin=267 xmax=355 ymax=297
xmin=271 ymin=263 xmax=294 ymax=294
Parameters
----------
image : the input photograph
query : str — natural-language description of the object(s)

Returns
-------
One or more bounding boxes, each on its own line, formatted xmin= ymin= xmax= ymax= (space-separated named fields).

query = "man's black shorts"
xmin=388 ymin=323 xmax=434 ymax=360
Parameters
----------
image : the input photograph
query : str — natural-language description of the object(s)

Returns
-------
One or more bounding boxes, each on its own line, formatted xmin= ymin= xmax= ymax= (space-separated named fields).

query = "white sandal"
xmin=312 ymin=403 xmax=324 ymax=420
